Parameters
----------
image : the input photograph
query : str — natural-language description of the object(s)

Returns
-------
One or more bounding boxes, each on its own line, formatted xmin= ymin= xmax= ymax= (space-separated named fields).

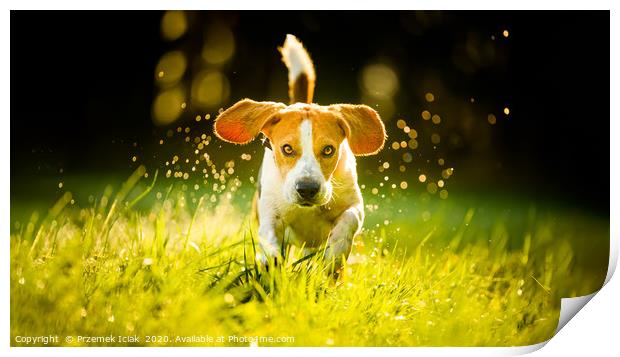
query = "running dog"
xmin=214 ymin=35 xmax=386 ymax=267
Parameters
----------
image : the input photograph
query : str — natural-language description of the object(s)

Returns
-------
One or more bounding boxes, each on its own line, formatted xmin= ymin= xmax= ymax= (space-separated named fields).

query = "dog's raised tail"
xmin=279 ymin=34 xmax=316 ymax=104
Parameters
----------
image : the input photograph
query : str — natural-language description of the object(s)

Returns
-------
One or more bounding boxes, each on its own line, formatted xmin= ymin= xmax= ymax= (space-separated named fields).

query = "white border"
xmin=3 ymin=2 xmax=11 ymax=357
xmin=3 ymin=1 xmax=617 ymax=356
xmin=1 ymin=0 xmax=617 ymax=10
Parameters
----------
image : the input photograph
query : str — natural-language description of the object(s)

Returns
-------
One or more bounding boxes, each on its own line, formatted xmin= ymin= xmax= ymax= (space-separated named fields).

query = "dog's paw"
xmin=255 ymin=245 xmax=281 ymax=269
xmin=255 ymin=251 xmax=268 ymax=266
xmin=260 ymin=241 xmax=282 ymax=259
xmin=324 ymin=224 xmax=354 ymax=263
xmin=323 ymin=239 xmax=351 ymax=267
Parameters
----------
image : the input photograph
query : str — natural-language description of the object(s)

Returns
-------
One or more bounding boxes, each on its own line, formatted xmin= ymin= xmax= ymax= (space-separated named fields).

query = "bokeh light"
xmin=161 ymin=11 xmax=188 ymax=41
xmin=155 ymin=51 xmax=187 ymax=87
xmin=360 ymin=63 xmax=399 ymax=119
xmin=152 ymin=86 xmax=185 ymax=126
xmin=488 ymin=113 xmax=497 ymax=125
xmin=201 ymin=22 xmax=235 ymax=65
xmin=191 ymin=70 xmax=230 ymax=108
xmin=361 ymin=64 xmax=399 ymax=99
xmin=442 ymin=167 xmax=454 ymax=179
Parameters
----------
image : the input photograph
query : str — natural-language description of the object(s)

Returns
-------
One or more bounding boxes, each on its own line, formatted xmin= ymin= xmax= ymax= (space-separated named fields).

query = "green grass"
xmin=10 ymin=167 xmax=608 ymax=346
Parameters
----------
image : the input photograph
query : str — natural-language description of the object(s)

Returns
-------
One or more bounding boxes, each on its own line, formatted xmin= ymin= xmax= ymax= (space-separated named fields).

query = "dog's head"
xmin=214 ymin=99 xmax=386 ymax=207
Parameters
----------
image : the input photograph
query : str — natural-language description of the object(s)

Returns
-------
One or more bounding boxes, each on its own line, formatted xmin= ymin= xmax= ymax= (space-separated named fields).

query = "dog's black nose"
xmin=296 ymin=180 xmax=320 ymax=200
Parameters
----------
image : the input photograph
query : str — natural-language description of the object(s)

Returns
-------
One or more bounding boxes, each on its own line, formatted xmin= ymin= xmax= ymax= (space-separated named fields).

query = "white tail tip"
xmin=280 ymin=34 xmax=316 ymax=84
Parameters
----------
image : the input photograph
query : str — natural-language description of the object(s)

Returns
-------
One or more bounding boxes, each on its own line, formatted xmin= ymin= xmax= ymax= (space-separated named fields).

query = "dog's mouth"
xmin=293 ymin=195 xmax=327 ymax=207
xmin=294 ymin=194 xmax=331 ymax=207
xmin=297 ymin=200 xmax=317 ymax=207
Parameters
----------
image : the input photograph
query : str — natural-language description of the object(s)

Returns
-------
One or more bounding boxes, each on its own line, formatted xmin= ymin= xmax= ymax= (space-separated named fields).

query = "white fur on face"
xmin=282 ymin=120 xmax=332 ymax=205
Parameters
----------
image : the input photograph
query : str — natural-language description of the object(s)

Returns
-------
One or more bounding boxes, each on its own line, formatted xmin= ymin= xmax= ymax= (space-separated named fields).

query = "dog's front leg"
xmin=324 ymin=204 xmax=364 ymax=266
xmin=256 ymin=216 xmax=283 ymax=265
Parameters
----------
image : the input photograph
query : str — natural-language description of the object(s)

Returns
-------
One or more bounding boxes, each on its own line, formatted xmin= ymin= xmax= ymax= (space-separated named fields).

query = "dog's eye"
xmin=282 ymin=144 xmax=295 ymax=156
xmin=322 ymin=145 xmax=335 ymax=157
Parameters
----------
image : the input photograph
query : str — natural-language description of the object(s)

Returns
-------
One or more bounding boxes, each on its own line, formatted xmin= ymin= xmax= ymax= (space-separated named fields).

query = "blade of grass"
xmin=183 ymin=194 xmax=205 ymax=251
xmin=126 ymin=169 xmax=159 ymax=210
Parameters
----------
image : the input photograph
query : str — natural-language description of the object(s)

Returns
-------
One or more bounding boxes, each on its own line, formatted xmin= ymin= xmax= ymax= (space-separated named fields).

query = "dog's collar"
xmin=261 ymin=134 xmax=272 ymax=151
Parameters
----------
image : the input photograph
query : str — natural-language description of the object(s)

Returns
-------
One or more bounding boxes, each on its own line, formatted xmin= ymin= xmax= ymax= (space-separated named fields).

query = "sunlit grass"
xmin=10 ymin=168 xmax=608 ymax=346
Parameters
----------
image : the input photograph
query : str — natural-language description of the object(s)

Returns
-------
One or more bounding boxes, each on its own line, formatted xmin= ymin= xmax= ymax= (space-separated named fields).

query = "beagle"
xmin=214 ymin=35 xmax=386 ymax=267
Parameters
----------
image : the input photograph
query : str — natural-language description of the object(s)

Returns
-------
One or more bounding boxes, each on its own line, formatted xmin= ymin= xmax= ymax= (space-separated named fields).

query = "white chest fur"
xmin=257 ymin=145 xmax=364 ymax=251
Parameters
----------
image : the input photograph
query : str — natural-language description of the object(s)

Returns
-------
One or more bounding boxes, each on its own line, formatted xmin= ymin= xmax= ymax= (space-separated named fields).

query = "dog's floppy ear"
xmin=331 ymin=104 xmax=387 ymax=156
xmin=214 ymin=99 xmax=286 ymax=144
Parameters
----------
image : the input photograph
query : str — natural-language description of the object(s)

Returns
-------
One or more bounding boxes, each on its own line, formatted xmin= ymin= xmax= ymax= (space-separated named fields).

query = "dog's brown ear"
xmin=214 ymin=99 xmax=286 ymax=144
xmin=331 ymin=104 xmax=387 ymax=156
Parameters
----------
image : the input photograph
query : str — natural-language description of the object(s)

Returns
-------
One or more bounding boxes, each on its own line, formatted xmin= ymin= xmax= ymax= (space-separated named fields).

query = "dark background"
xmin=10 ymin=11 xmax=609 ymax=214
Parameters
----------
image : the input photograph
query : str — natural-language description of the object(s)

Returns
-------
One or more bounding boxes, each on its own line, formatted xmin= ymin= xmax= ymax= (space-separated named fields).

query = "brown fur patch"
xmin=214 ymin=99 xmax=285 ymax=144
xmin=265 ymin=105 xmax=346 ymax=181
xmin=330 ymin=104 xmax=387 ymax=156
